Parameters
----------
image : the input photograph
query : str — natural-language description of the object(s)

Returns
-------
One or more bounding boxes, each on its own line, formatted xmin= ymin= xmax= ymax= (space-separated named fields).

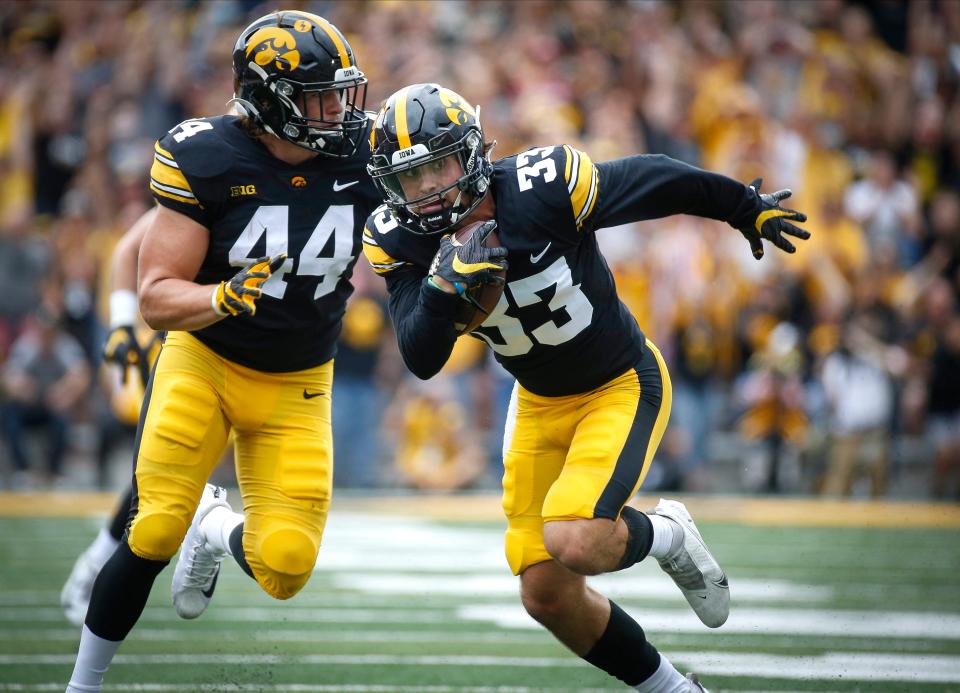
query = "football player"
xmin=66 ymin=11 xmax=381 ymax=692
xmin=363 ymin=84 xmax=810 ymax=693
xmin=60 ymin=207 xmax=157 ymax=628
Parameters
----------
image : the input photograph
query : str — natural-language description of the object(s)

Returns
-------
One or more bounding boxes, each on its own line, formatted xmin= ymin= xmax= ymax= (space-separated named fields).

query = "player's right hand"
xmin=429 ymin=222 xmax=507 ymax=295
xmin=212 ymin=254 xmax=287 ymax=317
xmin=103 ymin=325 xmax=141 ymax=381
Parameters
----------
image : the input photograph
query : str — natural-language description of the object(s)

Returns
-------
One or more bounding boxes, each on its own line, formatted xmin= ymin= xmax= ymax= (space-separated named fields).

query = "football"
xmin=450 ymin=221 xmax=506 ymax=335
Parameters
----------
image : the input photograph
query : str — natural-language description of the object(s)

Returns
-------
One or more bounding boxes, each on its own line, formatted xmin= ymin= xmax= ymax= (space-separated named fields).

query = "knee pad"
xmin=128 ymin=512 xmax=188 ymax=561
xmin=504 ymin=524 xmax=551 ymax=576
xmin=255 ymin=527 xmax=318 ymax=600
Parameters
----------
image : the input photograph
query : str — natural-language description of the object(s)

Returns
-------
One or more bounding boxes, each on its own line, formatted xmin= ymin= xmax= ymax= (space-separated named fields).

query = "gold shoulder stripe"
xmin=150 ymin=156 xmax=194 ymax=198
xmin=564 ymin=145 xmax=598 ymax=230
xmin=368 ymin=261 xmax=406 ymax=275
xmin=150 ymin=182 xmax=200 ymax=206
xmin=362 ymin=239 xmax=402 ymax=273
xmin=155 ymin=142 xmax=175 ymax=160
xmin=564 ymin=145 xmax=579 ymax=195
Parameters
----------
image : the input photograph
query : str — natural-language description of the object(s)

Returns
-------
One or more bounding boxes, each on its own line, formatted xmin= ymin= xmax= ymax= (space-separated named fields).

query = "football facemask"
xmin=367 ymin=83 xmax=493 ymax=235
xmin=369 ymin=129 xmax=490 ymax=235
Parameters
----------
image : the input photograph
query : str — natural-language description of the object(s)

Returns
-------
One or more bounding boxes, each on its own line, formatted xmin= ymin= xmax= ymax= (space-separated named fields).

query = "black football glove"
xmin=213 ymin=253 xmax=287 ymax=317
xmin=737 ymin=178 xmax=810 ymax=260
xmin=103 ymin=325 xmax=143 ymax=383
xmin=429 ymin=220 xmax=508 ymax=295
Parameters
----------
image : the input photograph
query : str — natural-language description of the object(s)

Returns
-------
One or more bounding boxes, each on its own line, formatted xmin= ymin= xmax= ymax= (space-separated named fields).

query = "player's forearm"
xmin=111 ymin=214 xmax=153 ymax=295
xmin=388 ymin=278 xmax=460 ymax=380
xmin=139 ymin=277 xmax=223 ymax=332
xmin=593 ymin=154 xmax=755 ymax=228
xmin=109 ymin=210 xmax=156 ymax=329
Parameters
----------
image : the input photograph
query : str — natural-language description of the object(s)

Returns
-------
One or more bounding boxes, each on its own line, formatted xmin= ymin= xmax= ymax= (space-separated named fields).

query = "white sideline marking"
xmin=459 ymin=604 xmax=960 ymax=640
xmin=676 ymin=651 xmax=960 ymax=683
xmin=0 ymin=686 xmax=602 ymax=692
xmin=0 ymin=654 xmax=582 ymax=666
xmin=333 ymin=573 xmax=832 ymax=602
xmin=1 ymin=652 xmax=958 ymax=683
xmin=0 ymin=628 xmax=550 ymax=644
xmin=0 ymin=628 xmax=947 ymax=653
xmin=0 ymin=685 xmax=615 ymax=692
xmin=0 ymin=607 xmax=449 ymax=623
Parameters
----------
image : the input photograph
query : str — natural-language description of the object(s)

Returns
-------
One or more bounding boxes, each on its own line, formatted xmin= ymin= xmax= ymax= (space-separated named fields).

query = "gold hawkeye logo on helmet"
xmin=246 ymin=27 xmax=301 ymax=72
xmin=438 ymin=87 xmax=476 ymax=126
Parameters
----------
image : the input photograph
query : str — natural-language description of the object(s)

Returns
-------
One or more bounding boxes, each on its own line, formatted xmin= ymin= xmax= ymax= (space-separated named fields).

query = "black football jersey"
xmin=364 ymin=145 xmax=758 ymax=396
xmin=364 ymin=145 xmax=644 ymax=396
xmin=150 ymin=115 xmax=381 ymax=372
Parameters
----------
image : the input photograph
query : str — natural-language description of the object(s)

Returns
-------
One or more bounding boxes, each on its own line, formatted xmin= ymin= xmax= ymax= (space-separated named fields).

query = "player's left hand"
xmin=737 ymin=178 xmax=810 ymax=260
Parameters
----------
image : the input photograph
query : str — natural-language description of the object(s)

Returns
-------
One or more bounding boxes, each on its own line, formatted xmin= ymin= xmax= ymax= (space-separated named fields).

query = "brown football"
xmin=450 ymin=221 xmax=506 ymax=335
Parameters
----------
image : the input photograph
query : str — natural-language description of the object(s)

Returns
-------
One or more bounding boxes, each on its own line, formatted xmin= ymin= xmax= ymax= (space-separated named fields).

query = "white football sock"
xmin=200 ymin=506 xmax=244 ymax=556
xmin=633 ymin=653 xmax=689 ymax=692
xmin=66 ymin=625 xmax=122 ymax=692
xmin=86 ymin=529 xmax=120 ymax=569
xmin=646 ymin=513 xmax=683 ymax=560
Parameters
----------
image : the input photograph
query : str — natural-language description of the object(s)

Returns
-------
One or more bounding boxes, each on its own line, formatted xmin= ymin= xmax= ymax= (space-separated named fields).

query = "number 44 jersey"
xmin=150 ymin=115 xmax=381 ymax=372
xmin=364 ymin=144 xmax=647 ymax=397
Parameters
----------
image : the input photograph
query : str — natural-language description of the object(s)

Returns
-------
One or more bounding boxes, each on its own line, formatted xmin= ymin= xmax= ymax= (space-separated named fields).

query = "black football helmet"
xmin=368 ymin=83 xmax=493 ymax=235
xmin=231 ymin=10 xmax=368 ymax=157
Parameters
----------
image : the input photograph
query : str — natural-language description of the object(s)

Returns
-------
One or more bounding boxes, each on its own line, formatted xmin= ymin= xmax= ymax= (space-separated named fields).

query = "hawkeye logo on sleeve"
xmin=246 ymin=28 xmax=300 ymax=72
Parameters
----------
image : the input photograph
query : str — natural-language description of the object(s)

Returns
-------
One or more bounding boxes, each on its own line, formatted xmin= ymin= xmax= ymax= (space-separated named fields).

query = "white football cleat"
xmin=685 ymin=672 xmax=710 ymax=692
xmin=172 ymin=484 xmax=230 ymax=619
xmin=61 ymin=546 xmax=107 ymax=627
xmin=651 ymin=498 xmax=729 ymax=628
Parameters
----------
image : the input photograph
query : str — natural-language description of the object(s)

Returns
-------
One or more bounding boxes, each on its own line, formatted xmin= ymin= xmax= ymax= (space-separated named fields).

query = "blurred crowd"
xmin=0 ymin=0 xmax=958 ymax=499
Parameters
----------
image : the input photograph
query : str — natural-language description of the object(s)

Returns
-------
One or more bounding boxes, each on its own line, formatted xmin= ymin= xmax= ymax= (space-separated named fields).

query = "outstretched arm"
xmin=592 ymin=155 xmax=809 ymax=258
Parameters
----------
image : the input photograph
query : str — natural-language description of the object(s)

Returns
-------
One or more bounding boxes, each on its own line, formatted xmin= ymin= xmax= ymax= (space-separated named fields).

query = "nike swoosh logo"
xmin=303 ymin=389 xmax=325 ymax=399
xmin=754 ymin=208 xmax=790 ymax=233
xmin=451 ymin=254 xmax=501 ymax=275
xmin=332 ymin=180 xmax=359 ymax=192
xmin=530 ymin=242 xmax=552 ymax=264
xmin=202 ymin=566 xmax=220 ymax=598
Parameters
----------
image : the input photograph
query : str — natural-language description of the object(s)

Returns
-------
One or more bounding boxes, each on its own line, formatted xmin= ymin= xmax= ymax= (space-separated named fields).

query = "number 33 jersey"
xmin=150 ymin=115 xmax=381 ymax=372
xmin=364 ymin=144 xmax=646 ymax=396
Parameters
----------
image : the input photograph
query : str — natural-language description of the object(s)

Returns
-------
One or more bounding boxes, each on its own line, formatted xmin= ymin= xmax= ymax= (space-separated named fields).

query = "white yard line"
xmin=459 ymin=603 xmax=960 ymax=640
xmin=331 ymin=573 xmax=832 ymax=602
xmin=0 ymin=628 xmax=550 ymax=644
xmin=0 ymin=685 xmax=614 ymax=692
xmin=0 ymin=607 xmax=450 ymax=623
xmin=0 ymin=652 xmax=958 ymax=683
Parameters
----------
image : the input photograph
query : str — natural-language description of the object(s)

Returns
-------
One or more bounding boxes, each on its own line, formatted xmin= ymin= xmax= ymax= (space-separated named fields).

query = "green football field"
xmin=1 ymin=494 xmax=959 ymax=692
